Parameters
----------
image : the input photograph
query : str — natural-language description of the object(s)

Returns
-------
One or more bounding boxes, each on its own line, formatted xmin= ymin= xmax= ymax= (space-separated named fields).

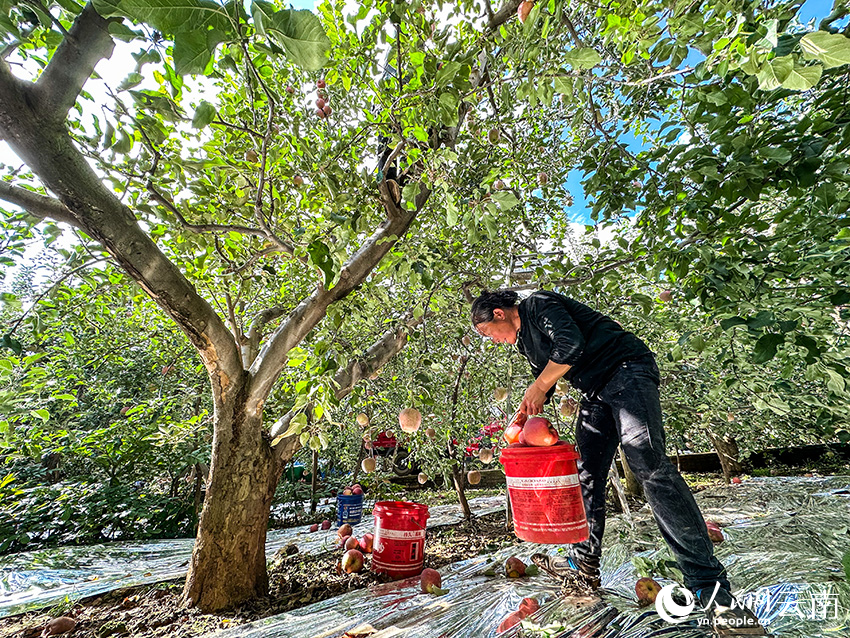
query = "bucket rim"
xmin=373 ymin=500 xmax=429 ymax=516
xmin=498 ymin=440 xmax=579 ymax=460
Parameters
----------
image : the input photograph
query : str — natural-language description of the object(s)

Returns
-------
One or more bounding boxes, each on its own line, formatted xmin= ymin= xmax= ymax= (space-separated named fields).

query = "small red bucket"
xmin=499 ymin=441 xmax=588 ymax=544
xmin=371 ymin=501 xmax=429 ymax=579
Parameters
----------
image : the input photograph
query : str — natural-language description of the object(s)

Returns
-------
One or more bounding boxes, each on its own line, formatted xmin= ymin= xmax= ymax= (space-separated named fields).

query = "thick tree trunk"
xmin=619 ymin=445 xmax=644 ymax=497
xmin=707 ymin=430 xmax=742 ymax=483
xmin=183 ymin=384 xmax=278 ymax=612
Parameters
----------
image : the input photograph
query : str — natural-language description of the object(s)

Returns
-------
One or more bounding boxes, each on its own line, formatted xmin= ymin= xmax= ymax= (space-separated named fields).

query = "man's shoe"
xmin=531 ymin=550 xmax=601 ymax=594
xmin=697 ymin=587 xmax=768 ymax=636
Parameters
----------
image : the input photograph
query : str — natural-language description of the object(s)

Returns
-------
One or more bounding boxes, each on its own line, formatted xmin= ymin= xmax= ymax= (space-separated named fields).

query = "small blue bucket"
xmin=336 ymin=493 xmax=364 ymax=526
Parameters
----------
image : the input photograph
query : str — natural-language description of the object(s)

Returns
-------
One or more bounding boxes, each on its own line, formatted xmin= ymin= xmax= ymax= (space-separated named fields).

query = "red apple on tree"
xmin=517 ymin=0 xmax=534 ymax=23
xmin=317 ymin=78 xmax=326 ymax=88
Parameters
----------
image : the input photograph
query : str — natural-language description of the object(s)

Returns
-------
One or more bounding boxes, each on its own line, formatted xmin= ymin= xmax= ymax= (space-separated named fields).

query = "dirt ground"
xmin=0 ymin=508 xmax=522 ymax=638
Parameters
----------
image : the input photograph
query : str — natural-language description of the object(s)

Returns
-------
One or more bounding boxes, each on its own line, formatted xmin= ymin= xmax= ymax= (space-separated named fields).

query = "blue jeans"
xmin=572 ymin=355 xmax=731 ymax=592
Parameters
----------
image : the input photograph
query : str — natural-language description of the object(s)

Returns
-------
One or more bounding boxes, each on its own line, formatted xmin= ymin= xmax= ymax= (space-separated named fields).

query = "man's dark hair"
xmin=470 ymin=290 xmax=520 ymax=325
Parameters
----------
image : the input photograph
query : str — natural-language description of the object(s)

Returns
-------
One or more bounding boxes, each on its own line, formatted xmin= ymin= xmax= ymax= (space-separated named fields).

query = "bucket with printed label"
xmin=371 ymin=501 xmax=429 ymax=579
xmin=499 ymin=441 xmax=588 ymax=544
xmin=336 ymin=493 xmax=364 ymax=527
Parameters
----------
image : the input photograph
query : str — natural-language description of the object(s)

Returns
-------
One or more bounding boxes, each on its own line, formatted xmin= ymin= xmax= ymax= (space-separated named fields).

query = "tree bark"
xmin=707 ymin=430 xmax=742 ymax=483
xmin=619 ymin=445 xmax=644 ymax=498
xmin=452 ymin=467 xmax=472 ymax=519
xmin=183 ymin=378 xmax=277 ymax=611
xmin=310 ymin=449 xmax=319 ymax=515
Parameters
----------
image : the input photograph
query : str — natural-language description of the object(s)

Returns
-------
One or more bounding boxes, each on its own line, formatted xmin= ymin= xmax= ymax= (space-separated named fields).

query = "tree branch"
xmin=0 ymin=181 xmax=77 ymax=225
xmin=35 ymin=2 xmax=116 ymax=121
xmin=488 ymin=0 xmax=522 ymax=31
xmin=270 ymin=316 xmax=421 ymax=464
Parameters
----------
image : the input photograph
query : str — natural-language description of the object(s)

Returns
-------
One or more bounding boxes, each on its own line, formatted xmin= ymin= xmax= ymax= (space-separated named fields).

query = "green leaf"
xmin=262 ymin=8 xmax=331 ymax=72
xmin=1 ymin=334 xmax=22 ymax=355
xmin=720 ymin=316 xmax=747 ymax=330
xmin=752 ymin=333 xmax=783 ymax=364
xmin=117 ymin=72 xmax=144 ymax=91
xmin=30 ymin=408 xmax=49 ymax=422
xmin=92 ymin=0 xmax=233 ymax=37
xmin=800 ymin=31 xmax=850 ymax=69
xmin=757 ymin=147 xmax=792 ymax=164
xmin=563 ymin=47 xmax=601 ymax=69
xmin=491 ymin=191 xmax=519 ymax=210
xmin=173 ymin=29 xmax=222 ymax=76
xmin=192 ymin=100 xmax=217 ymax=128
xmin=306 ymin=239 xmax=335 ymax=288
xmin=842 ymin=550 xmax=850 ymax=584
xmin=780 ymin=63 xmax=822 ymax=91
xmin=756 ymin=55 xmax=793 ymax=90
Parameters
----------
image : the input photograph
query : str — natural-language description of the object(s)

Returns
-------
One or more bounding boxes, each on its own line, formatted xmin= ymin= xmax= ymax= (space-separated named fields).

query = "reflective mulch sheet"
xmin=0 ymin=495 xmax=505 ymax=618
xmin=201 ymin=476 xmax=850 ymax=638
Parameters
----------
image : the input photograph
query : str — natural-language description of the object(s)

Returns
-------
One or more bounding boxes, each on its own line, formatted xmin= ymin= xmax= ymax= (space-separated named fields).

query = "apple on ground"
xmin=505 ymin=556 xmax=526 ymax=578
xmin=344 ymin=536 xmax=359 ymax=551
xmin=359 ymin=533 xmax=374 ymax=553
xmin=420 ymin=568 xmax=447 ymax=595
xmin=341 ymin=549 xmax=364 ymax=573
xmin=338 ymin=534 xmax=351 ymax=549
xmin=321 ymin=519 xmax=331 ymax=530
xmin=42 ymin=616 xmax=77 ymax=636
xmin=731 ymin=476 xmax=742 ymax=484
xmin=519 ymin=597 xmax=539 ymax=614
xmin=635 ymin=577 xmax=662 ymax=606
xmin=705 ymin=521 xmax=724 ymax=543
xmin=309 ymin=523 xmax=319 ymax=533
xmin=497 ymin=611 xmax=524 ymax=633
xmin=338 ymin=523 xmax=353 ymax=538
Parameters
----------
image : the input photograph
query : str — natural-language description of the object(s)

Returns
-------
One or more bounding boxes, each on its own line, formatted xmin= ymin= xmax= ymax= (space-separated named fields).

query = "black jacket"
xmin=516 ymin=291 xmax=652 ymax=397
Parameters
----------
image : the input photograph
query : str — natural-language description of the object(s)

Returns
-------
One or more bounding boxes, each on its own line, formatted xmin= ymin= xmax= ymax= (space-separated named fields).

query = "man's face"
xmin=474 ymin=309 xmax=518 ymax=345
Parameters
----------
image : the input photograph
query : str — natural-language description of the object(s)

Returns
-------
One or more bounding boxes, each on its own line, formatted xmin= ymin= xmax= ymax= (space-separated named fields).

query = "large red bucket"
xmin=499 ymin=441 xmax=588 ymax=544
xmin=371 ymin=501 xmax=429 ymax=579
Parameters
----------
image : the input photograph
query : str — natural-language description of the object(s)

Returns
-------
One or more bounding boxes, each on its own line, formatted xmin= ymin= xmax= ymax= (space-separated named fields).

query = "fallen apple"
xmin=505 ymin=556 xmax=526 ymax=578
xmin=338 ymin=523 xmax=353 ymax=538
xmin=467 ymin=470 xmax=481 ymax=485
xmin=338 ymin=534 xmax=351 ymax=548
xmin=359 ymin=533 xmax=374 ymax=553
xmin=497 ymin=611 xmax=524 ymax=633
xmin=420 ymin=567 xmax=444 ymax=594
xmin=321 ymin=519 xmax=331 ymax=530
xmin=706 ymin=521 xmax=724 ymax=543
xmin=399 ymin=407 xmax=422 ymax=433
xmin=344 ymin=536 xmax=360 ymax=551
xmin=341 ymin=549 xmax=364 ymax=573
xmin=361 ymin=457 xmax=376 ymax=473
xmin=635 ymin=577 xmax=662 ymax=606
xmin=731 ymin=476 xmax=742 ymax=484
xmin=309 ymin=523 xmax=319 ymax=533
xmin=519 ymin=597 xmax=539 ymax=614
xmin=42 ymin=616 xmax=76 ymax=636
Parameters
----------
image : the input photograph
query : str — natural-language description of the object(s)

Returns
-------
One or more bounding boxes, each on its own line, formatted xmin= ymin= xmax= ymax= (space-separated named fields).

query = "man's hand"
xmin=520 ymin=381 xmax=547 ymax=415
